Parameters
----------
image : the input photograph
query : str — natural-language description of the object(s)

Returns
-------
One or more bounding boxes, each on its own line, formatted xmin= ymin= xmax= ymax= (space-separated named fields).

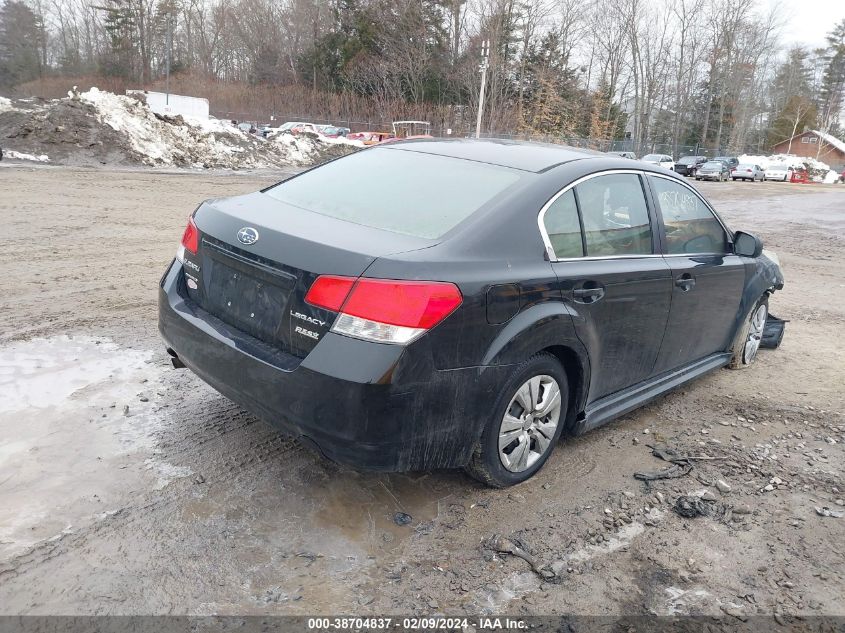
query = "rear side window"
xmin=650 ymin=177 xmax=728 ymax=254
xmin=542 ymin=189 xmax=583 ymax=258
xmin=264 ymin=148 xmax=524 ymax=239
xmin=575 ymin=174 xmax=653 ymax=256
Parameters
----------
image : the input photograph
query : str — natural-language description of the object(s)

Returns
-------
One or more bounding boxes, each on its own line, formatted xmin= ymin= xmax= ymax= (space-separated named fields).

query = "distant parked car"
xmin=641 ymin=154 xmax=675 ymax=171
xmin=674 ymin=155 xmax=708 ymax=177
xmin=320 ymin=126 xmax=351 ymax=138
xmin=287 ymin=123 xmax=322 ymax=136
xmin=262 ymin=121 xmax=308 ymax=137
xmin=607 ymin=151 xmax=637 ymax=159
xmin=763 ymin=163 xmax=793 ymax=182
xmin=695 ymin=160 xmax=731 ymax=182
xmin=237 ymin=122 xmax=257 ymax=134
xmin=714 ymin=156 xmax=739 ymax=175
xmin=788 ymin=166 xmax=810 ymax=183
xmin=346 ymin=131 xmax=395 ymax=145
xmin=732 ymin=164 xmax=765 ymax=182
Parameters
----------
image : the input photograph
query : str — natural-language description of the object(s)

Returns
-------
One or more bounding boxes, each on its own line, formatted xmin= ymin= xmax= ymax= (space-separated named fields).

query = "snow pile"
xmin=765 ymin=154 xmax=806 ymax=169
xmin=4 ymin=150 xmax=49 ymax=162
xmin=79 ymin=87 xmax=273 ymax=168
xmin=0 ymin=88 xmax=361 ymax=169
xmin=737 ymin=154 xmax=771 ymax=169
xmin=765 ymin=153 xmax=830 ymax=171
xmin=267 ymin=131 xmax=364 ymax=166
xmin=823 ymin=170 xmax=841 ymax=184
xmin=0 ymin=96 xmax=16 ymax=113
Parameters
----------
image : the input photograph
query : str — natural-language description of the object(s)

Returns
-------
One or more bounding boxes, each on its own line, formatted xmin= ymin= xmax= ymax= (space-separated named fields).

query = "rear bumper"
xmin=158 ymin=261 xmax=510 ymax=471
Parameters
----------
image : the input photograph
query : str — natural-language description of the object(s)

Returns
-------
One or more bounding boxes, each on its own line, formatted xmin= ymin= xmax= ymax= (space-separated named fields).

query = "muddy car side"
xmin=159 ymin=141 xmax=784 ymax=486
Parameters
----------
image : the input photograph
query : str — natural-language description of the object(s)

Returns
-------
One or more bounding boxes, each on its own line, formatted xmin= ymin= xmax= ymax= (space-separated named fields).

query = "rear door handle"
xmin=572 ymin=283 xmax=605 ymax=303
xmin=675 ymin=274 xmax=695 ymax=291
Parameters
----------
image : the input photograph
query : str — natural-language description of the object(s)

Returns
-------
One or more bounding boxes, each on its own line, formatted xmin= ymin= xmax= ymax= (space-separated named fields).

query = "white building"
xmin=126 ymin=90 xmax=209 ymax=120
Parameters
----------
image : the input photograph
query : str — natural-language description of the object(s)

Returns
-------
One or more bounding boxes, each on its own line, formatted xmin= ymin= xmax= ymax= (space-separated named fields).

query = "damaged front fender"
xmin=759 ymin=249 xmax=785 ymax=290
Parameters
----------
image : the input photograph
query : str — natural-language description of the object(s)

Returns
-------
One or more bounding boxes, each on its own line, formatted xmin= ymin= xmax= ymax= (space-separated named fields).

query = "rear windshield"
xmin=265 ymin=148 xmax=524 ymax=239
xmin=642 ymin=154 xmax=664 ymax=161
xmin=768 ymin=163 xmax=787 ymax=170
xmin=677 ymin=156 xmax=699 ymax=164
xmin=702 ymin=161 xmax=722 ymax=168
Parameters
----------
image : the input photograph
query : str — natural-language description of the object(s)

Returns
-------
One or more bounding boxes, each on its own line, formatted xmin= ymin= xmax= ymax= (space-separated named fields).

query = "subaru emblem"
xmin=237 ymin=227 xmax=259 ymax=245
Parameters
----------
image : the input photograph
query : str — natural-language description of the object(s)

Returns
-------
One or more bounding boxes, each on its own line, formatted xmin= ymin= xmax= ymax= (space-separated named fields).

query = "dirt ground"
xmin=0 ymin=164 xmax=843 ymax=620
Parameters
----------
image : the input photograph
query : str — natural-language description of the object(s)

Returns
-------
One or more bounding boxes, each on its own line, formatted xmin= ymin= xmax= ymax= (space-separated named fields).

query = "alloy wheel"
xmin=498 ymin=375 xmax=562 ymax=472
xmin=743 ymin=304 xmax=768 ymax=364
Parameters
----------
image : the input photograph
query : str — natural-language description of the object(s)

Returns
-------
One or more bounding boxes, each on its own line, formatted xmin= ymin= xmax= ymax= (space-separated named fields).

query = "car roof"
xmin=378 ymin=138 xmax=604 ymax=173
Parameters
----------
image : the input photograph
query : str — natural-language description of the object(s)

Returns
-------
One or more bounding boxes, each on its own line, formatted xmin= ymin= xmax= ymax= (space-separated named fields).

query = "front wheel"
xmin=728 ymin=297 xmax=769 ymax=369
xmin=465 ymin=353 xmax=568 ymax=487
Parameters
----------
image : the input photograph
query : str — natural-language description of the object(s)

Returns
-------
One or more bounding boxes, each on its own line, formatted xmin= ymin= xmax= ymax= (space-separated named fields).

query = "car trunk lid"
xmin=178 ymin=191 xmax=431 ymax=360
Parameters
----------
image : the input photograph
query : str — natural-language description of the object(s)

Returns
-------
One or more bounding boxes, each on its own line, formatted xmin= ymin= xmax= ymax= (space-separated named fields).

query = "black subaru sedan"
xmin=159 ymin=139 xmax=784 ymax=487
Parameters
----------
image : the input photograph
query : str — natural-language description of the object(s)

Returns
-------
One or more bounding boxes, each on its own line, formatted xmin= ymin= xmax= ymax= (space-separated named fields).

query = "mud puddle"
xmin=313 ymin=472 xmax=449 ymax=552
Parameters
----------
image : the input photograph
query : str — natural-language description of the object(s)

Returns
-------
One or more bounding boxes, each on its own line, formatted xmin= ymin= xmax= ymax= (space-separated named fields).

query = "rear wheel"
xmin=465 ymin=354 xmax=567 ymax=487
xmin=729 ymin=296 xmax=769 ymax=369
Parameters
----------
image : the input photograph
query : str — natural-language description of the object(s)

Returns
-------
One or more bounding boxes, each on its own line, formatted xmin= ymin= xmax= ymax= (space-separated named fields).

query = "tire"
xmin=465 ymin=353 xmax=568 ymax=487
xmin=728 ymin=296 xmax=769 ymax=369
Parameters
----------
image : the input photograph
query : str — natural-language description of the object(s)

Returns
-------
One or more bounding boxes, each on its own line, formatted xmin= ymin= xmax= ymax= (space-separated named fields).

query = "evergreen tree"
xmin=818 ymin=19 xmax=845 ymax=131
xmin=97 ymin=0 xmax=136 ymax=79
xmin=0 ymin=0 xmax=42 ymax=87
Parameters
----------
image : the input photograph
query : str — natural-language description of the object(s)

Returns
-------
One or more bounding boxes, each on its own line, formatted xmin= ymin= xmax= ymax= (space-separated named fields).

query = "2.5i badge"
xmin=294 ymin=326 xmax=319 ymax=340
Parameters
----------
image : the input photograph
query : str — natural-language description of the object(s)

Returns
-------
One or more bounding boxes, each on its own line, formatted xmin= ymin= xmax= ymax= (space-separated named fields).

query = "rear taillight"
xmin=305 ymin=275 xmax=356 ymax=311
xmin=176 ymin=217 xmax=199 ymax=262
xmin=306 ymin=275 xmax=462 ymax=345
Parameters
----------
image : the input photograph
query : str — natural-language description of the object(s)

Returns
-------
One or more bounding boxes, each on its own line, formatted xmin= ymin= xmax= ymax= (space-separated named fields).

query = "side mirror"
xmin=734 ymin=231 xmax=763 ymax=257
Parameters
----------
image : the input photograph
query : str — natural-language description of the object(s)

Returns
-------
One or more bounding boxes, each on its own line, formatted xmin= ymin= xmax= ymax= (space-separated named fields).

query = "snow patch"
xmin=0 ymin=96 xmax=15 ymax=113
xmin=4 ymin=150 xmax=49 ymax=162
xmin=0 ymin=335 xmax=154 ymax=415
xmin=144 ymin=459 xmax=194 ymax=490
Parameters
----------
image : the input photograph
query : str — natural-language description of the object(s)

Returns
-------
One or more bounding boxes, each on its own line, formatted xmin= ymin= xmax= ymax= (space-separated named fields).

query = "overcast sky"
xmin=773 ymin=0 xmax=845 ymax=48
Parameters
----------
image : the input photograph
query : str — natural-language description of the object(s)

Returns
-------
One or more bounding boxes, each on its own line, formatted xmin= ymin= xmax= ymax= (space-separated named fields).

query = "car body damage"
xmin=159 ymin=138 xmax=785 ymax=485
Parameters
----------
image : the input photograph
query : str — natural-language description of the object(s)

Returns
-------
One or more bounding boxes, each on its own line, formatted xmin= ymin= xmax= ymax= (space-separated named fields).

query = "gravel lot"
xmin=0 ymin=164 xmax=843 ymax=619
